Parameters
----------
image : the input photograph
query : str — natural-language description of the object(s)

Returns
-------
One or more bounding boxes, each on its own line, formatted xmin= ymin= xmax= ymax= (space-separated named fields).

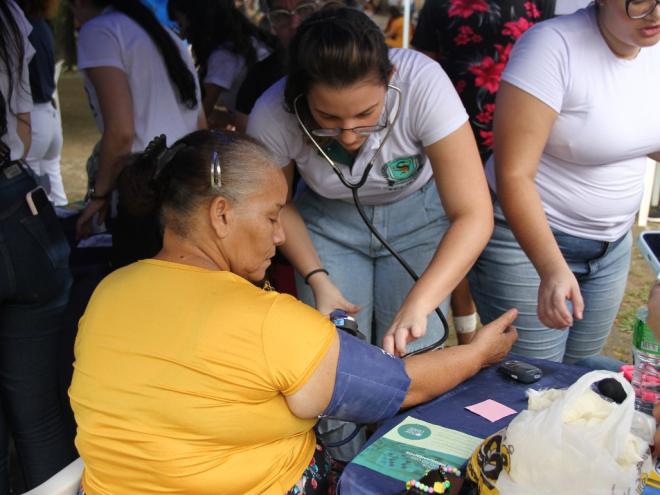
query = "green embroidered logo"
xmin=381 ymin=155 xmax=422 ymax=187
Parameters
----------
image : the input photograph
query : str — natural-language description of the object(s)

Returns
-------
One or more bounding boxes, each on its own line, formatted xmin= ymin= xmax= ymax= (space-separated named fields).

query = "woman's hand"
xmin=537 ymin=266 xmax=584 ymax=329
xmin=470 ymin=308 xmax=519 ymax=366
xmin=76 ymin=198 xmax=108 ymax=240
xmin=382 ymin=303 xmax=429 ymax=357
xmin=309 ymin=274 xmax=360 ymax=317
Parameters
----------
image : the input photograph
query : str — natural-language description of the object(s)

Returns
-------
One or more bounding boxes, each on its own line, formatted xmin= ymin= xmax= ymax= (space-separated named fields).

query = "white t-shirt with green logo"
xmin=247 ymin=48 xmax=468 ymax=205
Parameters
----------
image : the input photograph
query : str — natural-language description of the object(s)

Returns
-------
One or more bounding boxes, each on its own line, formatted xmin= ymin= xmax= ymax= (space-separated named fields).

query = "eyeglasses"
xmin=310 ymin=123 xmax=387 ymax=138
xmin=267 ymin=1 xmax=317 ymax=28
xmin=625 ymin=0 xmax=660 ymax=19
xmin=302 ymin=93 xmax=392 ymax=138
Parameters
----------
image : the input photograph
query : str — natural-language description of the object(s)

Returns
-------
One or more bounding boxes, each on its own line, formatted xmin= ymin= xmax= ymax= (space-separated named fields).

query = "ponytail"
xmin=102 ymin=0 xmax=198 ymax=109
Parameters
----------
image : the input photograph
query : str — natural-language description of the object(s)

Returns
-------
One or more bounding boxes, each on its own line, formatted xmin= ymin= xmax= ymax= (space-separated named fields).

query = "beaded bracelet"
xmin=403 ymin=462 xmax=461 ymax=494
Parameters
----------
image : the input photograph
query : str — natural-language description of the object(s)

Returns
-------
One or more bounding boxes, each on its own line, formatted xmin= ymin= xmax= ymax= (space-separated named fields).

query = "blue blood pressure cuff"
xmin=320 ymin=331 xmax=411 ymax=424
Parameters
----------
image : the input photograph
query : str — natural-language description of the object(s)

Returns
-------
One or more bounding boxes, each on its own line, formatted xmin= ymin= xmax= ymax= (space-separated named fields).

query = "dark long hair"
xmin=92 ymin=0 xmax=198 ymax=108
xmin=0 ymin=0 xmax=27 ymax=138
xmin=167 ymin=0 xmax=276 ymax=84
xmin=284 ymin=7 xmax=392 ymax=114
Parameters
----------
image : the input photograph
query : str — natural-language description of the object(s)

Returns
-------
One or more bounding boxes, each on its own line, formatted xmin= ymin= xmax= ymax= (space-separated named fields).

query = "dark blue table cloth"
xmin=338 ymin=355 xmax=590 ymax=495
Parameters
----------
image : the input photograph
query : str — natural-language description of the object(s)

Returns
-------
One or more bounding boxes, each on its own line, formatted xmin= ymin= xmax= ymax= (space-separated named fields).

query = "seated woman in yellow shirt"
xmin=69 ymin=130 xmax=518 ymax=495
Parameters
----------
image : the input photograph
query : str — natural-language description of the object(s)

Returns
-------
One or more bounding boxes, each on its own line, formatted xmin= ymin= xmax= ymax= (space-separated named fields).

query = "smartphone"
xmin=25 ymin=186 xmax=50 ymax=216
xmin=638 ymin=231 xmax=660 ymax=276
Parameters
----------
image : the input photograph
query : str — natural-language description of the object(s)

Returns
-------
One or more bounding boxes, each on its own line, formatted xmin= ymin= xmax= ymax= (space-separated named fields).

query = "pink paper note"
xmin=465 ymin=399 xmax=517 ymax=422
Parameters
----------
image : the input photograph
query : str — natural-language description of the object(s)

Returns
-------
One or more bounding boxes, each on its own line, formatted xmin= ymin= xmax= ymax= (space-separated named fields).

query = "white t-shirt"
xmin=485 ymin=6 xmax=660 ymax=241
xmin=248 ymin=48 xmax=467 ymax=205
xmin=1 ymin=0 xmax=35 ymax=160
xmin=205 ymin=39 xmax=271 ymax=113
xmin=77 ymin=9 xmax=201 ymax=152
xmin=554 ymin=0 xmax=592 ymax=15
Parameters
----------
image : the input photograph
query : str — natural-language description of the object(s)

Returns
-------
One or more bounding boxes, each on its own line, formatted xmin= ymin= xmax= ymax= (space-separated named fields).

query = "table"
xmin=338 ymin=355 xmax=590 ymax=495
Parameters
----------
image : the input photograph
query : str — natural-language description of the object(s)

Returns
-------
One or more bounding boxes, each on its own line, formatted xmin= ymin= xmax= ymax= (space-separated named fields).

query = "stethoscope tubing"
xmin=294 ymin=85 xmax=448 ymax=357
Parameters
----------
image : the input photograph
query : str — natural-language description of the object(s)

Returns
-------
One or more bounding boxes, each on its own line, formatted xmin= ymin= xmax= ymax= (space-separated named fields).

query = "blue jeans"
xmin=469 ymin=216 xmax=631 ymax=363
xmin=295 ymin=180 xmax=450 ymax=352
xmin=0 ymin=163 xmax=77 ymax=492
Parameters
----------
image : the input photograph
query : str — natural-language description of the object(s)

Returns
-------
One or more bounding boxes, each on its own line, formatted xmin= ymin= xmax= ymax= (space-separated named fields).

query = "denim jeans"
xmin=0 ymin=163 xmax=77 ymax=492
xmin=294 ymin=180 xmax=450 ymax=351
xmin=469 ymin=215 xmax=631 ymax=363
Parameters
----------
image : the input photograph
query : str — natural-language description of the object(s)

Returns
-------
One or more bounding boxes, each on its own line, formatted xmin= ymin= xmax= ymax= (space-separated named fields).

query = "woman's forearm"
xmin=93 ymin=129 xmax=133 ymax=195
xmin=399 ymin=210 xmax=493 ymax=317
xmin=279 ymin=203 xmax=324 ymax=277
xmin=498 ymin=175 xmax=567 ymax=278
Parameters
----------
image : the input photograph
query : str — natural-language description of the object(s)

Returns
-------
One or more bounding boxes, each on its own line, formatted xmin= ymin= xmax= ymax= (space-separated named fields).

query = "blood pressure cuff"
xmin=319 ymin=330 xmax=411 ymax=424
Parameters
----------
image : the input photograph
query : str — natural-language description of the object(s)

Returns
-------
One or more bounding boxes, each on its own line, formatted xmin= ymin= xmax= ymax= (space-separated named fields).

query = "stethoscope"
xmin=293 ymin=84 xmax=449 ymax=360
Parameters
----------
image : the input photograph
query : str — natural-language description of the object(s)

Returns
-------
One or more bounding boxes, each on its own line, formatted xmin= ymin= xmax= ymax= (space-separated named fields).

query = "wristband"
xmin=453 ymin=312 xmax=478 ymax=334
xmin=304 ymin=268 xmax=328 ymax=285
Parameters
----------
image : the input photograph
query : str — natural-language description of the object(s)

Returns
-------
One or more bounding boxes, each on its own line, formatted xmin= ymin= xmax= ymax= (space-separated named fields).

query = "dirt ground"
xmin=57 ymin=71 xmax=657 ymax=362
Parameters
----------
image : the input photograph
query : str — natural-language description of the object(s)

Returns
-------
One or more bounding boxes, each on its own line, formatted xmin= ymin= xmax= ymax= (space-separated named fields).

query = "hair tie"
xmin=143 ymin=134 xmax=167 ymax=163
xmin=156 ymin=142 xmax=187 ymax=178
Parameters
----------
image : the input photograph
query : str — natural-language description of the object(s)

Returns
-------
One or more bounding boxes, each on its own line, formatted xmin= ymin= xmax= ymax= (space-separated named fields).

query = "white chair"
xmin=23 ymin=457 xmax=84 ymax=495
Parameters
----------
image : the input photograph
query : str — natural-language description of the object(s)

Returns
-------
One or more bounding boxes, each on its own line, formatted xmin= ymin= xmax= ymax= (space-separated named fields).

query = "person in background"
xmin=21 ymin=0 xmax=67 ymax=206
xmin=69 ymin=129 xmax=519 ymax=495
xmin=234 ymin=0 xmax=320 ymax=133
xmin=468 ymin=0 xmax=660 ymax=362
xmin=412 ymin=0 xmax=555 ymax=345
xmin=167 ymin=0 xmax=276 ymax=130
xmin=0 ymin=1 xmax=77 ymax=492
xmin=383 ymin=5 xmax=413 ymax=48
xmin=71 ymin=0 xmax=205 ymax=267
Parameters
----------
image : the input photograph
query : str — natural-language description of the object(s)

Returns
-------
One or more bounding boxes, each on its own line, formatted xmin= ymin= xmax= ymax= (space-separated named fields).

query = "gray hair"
xmin=118 ymin=130 xmax=281 ymax=238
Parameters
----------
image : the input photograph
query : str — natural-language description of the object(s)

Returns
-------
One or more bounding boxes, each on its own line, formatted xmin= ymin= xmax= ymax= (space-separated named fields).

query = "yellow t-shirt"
xmin=69 ymin=259 xmax=337 ymax=494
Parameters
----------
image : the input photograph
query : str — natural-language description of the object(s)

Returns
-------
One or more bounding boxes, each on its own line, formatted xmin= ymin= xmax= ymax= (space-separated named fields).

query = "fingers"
xmin=75 ymin=213 xmax=91 ymax=240
xmin=489 ymin=308 xmax=518 ymax=329
xmin=395 ymin=329 xmax=409 ymax=357
xmin=343 ymin=301 xmax=361 ymax=315
xmin=570 ymin=286 xmax=584 ymax=321
xmin=382 ymin=334 xmax=395 ymax=355
xmin=538 ymin=288 xmax=572 ymax=329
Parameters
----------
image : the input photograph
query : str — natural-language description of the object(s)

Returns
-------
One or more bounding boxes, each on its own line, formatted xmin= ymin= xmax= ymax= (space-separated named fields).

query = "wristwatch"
xmin=88 ymin=186 xmax=109 ymax=201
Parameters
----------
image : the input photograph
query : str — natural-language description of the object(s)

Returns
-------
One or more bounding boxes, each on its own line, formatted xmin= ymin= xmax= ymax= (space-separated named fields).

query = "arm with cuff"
xmin=286 ymin=308 xmax=518 ymax=423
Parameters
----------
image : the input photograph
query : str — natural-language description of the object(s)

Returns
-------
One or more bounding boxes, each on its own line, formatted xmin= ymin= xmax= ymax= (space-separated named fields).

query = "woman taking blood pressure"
xmin=248 ymin=7 xmax=493 ymax=358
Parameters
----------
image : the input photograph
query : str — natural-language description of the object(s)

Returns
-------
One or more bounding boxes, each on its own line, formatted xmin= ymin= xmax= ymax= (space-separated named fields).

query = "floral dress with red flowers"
xmin=412 ymin=0 xmax=555 ymax=161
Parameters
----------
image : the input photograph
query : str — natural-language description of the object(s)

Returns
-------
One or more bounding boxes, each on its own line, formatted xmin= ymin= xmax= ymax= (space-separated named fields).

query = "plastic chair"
xmin=23 ymin=457 xmax=83 ymax=495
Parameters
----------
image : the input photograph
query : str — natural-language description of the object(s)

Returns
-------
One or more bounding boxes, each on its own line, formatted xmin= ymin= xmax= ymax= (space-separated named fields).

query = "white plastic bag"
xmin=494 ymin=370 xmax=655 ymax=495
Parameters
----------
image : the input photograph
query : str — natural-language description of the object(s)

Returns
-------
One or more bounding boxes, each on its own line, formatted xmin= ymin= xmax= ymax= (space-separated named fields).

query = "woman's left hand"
xmin=382 ymin=305 xmax=429 ymax=357
xmin=76 ymin=198 xmax=108 ymax=240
